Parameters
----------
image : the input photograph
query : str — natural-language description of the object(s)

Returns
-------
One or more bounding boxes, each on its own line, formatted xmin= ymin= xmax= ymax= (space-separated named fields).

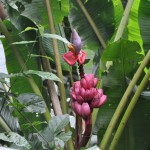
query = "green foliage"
xmin=0 ymin=0 xmax=149 ymax=149
xmin=0 ymin=98 xmax=20 ymax=132
xmin=69 ymin=0 xmax=115 ymax=50
xmin=42 ymin=25 xmax=70 ymax=71
xmin=127 ymin=0 xmax=143 ymax=50
xmin=17 ymin=93 xmax=46 ymax=113
xmin=37 ymin=114 xmax=72 ymax=149
xmin=102 ymin=39 xmax=143 ymax=73
xmin=0 ymin=70 xmax=61 ymax=82
xmin=0 ymin=132 xmax=31 ymax=149
xmin=138 ymin=0 xmax=150 ymax=52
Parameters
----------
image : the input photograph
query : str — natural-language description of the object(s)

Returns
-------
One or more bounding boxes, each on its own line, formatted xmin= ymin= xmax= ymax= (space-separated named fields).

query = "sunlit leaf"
xmin=10 ymin=41 xmax=36 ymax=45
xmin=37 ymin=114 xmax=71 ymax=148
xmin=139 ymin=0 xmax=150 ymax=52
xmin=19 ymin=27 xmax=38 ymax=34
xmin=0 ymin=70 xmax=61 ymax=82
xmin=24 ymin=70 xmax=61 ymax=82
xmin=102 ymin=39 xmax=143 ymax=74
xmin=30 ymin=54 xmax=53 ymax=61
xmin=43 ymin=33 xmax=70 ymax=44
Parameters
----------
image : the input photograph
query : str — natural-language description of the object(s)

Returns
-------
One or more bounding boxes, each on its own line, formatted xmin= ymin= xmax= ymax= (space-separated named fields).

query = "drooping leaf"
xmin=2 ymin=8 xmax=41 ymax=94
xmin=54 ymin=131 xmax=72 ymax=149
xmin=138 ymin=0 xmax=150 ymax=52
xmin=10 ymin=41 xmax=36 ymax=45
xmin=17 ymin=93 xmax=46 ymax=113
xmin=0 ymin=98 xmax=20 ymax=132
xmin=37 ymin=114 xmax=71 ymax=149
xmin=27 ymin=134 xmax=44 ymax=150
xmin=0 ymin=132 xmax=31 ymax=149
xmin=42 ymin=25 xmax=70 ymax=71
xmin=95 ymin=39 xmax=143 ymax=148
xmin=127 ymin=0 xmax=143 ymax=53
xmin=101 ymin=39 xmax=143 ymax=74
xmin=110 ymin=0 xmax=124 ymax=41
xmin=43 ymin=33 xmax=70 ymax=44
xmin=69 ymin=0 xmax=115 ymax=50
xmin=24 ymin=70 xmax=61 ymax=82
xmin=6 ymin=0 xmax=69 ymax=28
xmin=112 ymin=0 xmax=124 ymax=31
xmin=19 ymin=27 xmax=38 ymax=34
xmin=30 ymin=54 xmax=53 ymax=61
xmin=0 ymin=70 xmax=61 ymax=82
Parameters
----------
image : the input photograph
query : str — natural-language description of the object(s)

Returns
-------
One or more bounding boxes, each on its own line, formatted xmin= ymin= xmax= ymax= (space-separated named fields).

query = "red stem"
xmin=78 ymin=115 xmax=92 ymax=149
xmin=75 ymin=115 xmax=79 ymax=150
xmin=74 ymin=62 xmax=85 ymax=149
xmin=78 ymin=62 xmax=85 ymax=79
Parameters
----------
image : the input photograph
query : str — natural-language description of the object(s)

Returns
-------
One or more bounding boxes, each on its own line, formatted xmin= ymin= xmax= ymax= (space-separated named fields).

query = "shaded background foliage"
xmin=0 ymin=0 xmax=149 ymax=149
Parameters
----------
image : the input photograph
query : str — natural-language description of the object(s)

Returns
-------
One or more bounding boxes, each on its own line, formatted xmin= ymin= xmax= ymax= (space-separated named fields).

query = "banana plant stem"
xmin=109 ymin=69 xmax=150 ymax=150
xmin=39 ymin=37 xmax=62 ymax=115
xmin=45 ymin=1 xmax=74 ymax=149
xmin=0 ymin=117 xmax=11 ymax=132
xmin=76 ymin=0 xmax=107 ymax=48
xmin=100 ymin=50 xmax=150 ymax=150
xmin=114 ymin=0 xmax=134 ymax=41
xmin=45 ymin=0 xmax=68 ymax=114
xmin=0 ymin=19 xmax=51 ymax=122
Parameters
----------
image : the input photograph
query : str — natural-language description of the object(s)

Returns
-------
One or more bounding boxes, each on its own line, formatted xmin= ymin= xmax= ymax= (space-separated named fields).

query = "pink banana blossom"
xmin=62 ymin=29 xmax=86 ymax=66
xmin=70 ymin=73 xmax=107 ymax=118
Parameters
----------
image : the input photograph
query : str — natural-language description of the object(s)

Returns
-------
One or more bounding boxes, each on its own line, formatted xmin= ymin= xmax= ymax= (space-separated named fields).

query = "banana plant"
xmin=0 ymin=0 xmax=149 ymax=150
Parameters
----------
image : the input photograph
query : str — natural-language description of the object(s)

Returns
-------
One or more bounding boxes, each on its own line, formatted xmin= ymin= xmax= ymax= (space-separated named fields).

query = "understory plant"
xmin=63 ymin=29 xmax=107 ymax=149
xmin=0 ymin=0 xmax=149 ymax=150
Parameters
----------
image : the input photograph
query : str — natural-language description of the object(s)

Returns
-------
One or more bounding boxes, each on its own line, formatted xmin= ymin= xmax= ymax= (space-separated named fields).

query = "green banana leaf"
xmin=69 ymin=0 xmax=115 ymax=50
xmin=127 ymin=0 xmax=143 ymax=51
xmin=94 ymin=39 xmax=146 ymax=149
xmin=138 ymin=0 xmax=150 ymax=52
xmin=0 ymin=97 xmax=20 ymax=132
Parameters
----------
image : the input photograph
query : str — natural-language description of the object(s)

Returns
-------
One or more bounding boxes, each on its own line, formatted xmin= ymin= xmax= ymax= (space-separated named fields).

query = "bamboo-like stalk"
xmin=0 ymin=19 xmax=51 ymax=122
xmin=76 ymin=0 xmax=107 ymax=48
xmin=45 ymin=1 xmax=74 ymax=149
xmin=109 ymin=69 xmax=150 ymax=150
xmin=0 ymin=117 xmax=11 ymax=132
xmin=39 ymin=37 xmax=62 ymax=115
xmin=0 ymin=1 xmax=7 ymax=20
xmin=45 ymin=0 xmax=67 ymax=114
xmin=114 ymin=0 xmax=134 ymax=41
xmin=100 ymin=50 xmax=150 ymax=150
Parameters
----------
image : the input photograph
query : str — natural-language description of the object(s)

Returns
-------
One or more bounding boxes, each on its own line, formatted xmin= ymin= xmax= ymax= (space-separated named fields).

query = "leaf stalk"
xmin=76 ymin=0 xmax=107 ymax=48
xmin=45 ymin=0 xmax=67 ymax=114
xmin=0 ymin=19 xmax=51 ymax=122
xmin=109 ymin=69 xmax=150 ymax=150
xmin=100 ymin=50 xmax=150 ymax=150
xmin=114 ymin=0 xmax=134 ymax=41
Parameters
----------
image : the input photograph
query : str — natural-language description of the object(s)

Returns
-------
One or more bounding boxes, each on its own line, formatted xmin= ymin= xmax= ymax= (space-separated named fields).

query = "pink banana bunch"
xmin=70 ymin=74 xmax=107 ymax=118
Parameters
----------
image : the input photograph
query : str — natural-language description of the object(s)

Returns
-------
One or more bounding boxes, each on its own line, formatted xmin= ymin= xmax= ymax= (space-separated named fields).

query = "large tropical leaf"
xmin=1 ymin=8 xmax=41 ymax=94
xmin=138 ymin=0 xmax=150 ymax=52
xmin=0 ymin=132 xmax=31 ymax=149
xmin=94 ymin=39 xmax=143 ymax=149
xmin=0 ymin=97 xmax=20 ymax=132
xmin=37 ymin=114 xmax=72 ymax=149
xmin=69 ymin=0 xmax=115 ymax=50
xmin=127 ymin=0 xmax=144 ymax=53
xmin=17 ymin=93 xmax=46 ymax=114
xmin=42 ymin=25 xmax=70 ymax=71
xmin=5 ymin=0 xmax=69 ymax=28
